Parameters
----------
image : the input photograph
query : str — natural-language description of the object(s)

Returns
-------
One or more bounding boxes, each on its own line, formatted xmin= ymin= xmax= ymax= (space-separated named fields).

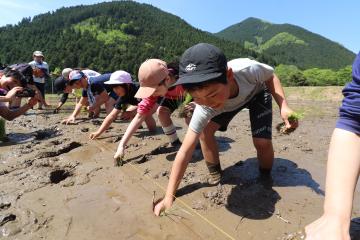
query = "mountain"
xmin=215 ymin=17 xmax=355 ymax=70
xmin=0 ymin=2 xmax=275 ymax=76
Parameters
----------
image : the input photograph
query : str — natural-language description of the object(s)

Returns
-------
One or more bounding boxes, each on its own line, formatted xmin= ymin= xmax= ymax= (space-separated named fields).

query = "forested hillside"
xmin=216 ymin=17 xmax=355 ymax=70
xmin=0 ymin=2 xmax=274 ymax=77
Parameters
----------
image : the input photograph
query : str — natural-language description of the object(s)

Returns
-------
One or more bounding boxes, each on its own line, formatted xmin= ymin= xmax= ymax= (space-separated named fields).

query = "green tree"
xmin=275 ymin=64 xmax=307 ymax=86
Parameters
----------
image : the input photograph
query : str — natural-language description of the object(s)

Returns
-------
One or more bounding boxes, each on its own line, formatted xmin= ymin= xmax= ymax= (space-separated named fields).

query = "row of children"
xmin=55 ymin=42 xmax=359 ymax=240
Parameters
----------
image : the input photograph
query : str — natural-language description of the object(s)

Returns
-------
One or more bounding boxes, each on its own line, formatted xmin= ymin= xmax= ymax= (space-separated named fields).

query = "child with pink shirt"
xmin=114 ymin=59 xmax=192 ymax=160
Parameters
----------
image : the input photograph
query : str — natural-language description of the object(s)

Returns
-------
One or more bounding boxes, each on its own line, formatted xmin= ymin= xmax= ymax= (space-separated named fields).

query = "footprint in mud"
xmin=0 ymin=213 xmax=16 ymax=226
xmin=33 ymin=127 xmax=61 ymax=140
xmin=134 ymin=154 xmax=152 ymax=164
xmin=36 ymin=141 xmax=82 ymax=158
xmin=90 ymin=119 xmax=102 ymax=126
xmin=80 ymin=127 xmax=89 ymax=133
xmin=0 ymin=208 xmax=46 ymax=238
xmin=49 ymin=169 xmax=73 ymax=184
xmin=146 ymin=139 xmax=184 ymax=157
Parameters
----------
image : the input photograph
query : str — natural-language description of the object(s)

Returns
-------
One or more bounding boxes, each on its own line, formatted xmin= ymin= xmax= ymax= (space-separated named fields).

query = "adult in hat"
xmin=29 ymin=50 xmax=50 ymax=109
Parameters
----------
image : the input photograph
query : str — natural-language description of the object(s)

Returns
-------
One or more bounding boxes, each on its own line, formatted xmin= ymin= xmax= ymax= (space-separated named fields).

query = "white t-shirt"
xmin=29 ymin=60 xmax=49 ymax=84
xmin=189 ymin=58 xmax=274 ymax=134
xmin=82 ymin=69 xmax=101 ymax=78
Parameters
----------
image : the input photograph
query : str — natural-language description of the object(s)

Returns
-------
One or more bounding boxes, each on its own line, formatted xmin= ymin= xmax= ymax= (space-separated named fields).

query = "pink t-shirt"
xmin=137 ymin=85 xmax=185 ymax=115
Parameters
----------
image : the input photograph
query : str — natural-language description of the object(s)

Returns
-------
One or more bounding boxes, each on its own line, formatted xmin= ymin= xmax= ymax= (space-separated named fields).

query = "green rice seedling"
xmin=178 ymin=93 xmax=193 ymax=118
xmin=276 ymin=112 xmax=303 ymax=135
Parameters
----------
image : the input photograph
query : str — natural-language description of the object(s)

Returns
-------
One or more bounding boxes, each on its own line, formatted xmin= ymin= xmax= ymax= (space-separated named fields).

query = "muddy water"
xmin=1 ymin=101 xmax=360 ymax=239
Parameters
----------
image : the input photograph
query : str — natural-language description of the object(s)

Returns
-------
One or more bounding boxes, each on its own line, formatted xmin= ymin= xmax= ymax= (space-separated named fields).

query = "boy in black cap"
xmin=153 ymin=43 xmax=298 ymax=215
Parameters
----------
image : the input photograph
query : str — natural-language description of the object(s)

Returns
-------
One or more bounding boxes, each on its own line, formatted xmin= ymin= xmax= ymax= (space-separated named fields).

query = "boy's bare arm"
xmin=154 ymin=128 xmax=199 ymax=215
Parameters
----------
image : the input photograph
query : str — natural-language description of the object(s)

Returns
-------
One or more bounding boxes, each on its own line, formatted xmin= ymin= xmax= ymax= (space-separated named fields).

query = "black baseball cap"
xmin=54 ymin=76 xmax=67 ymax=92
xmin=173 ymin=43 xmax=227 ymax=87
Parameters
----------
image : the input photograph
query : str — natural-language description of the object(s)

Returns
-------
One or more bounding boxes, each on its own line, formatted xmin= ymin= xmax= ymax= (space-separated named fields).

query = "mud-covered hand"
xmin=153 ymin=196 xmax=174 ymax=216
xmin=61 ymin=116 xmax=76 ymax=125
xmin=89 ymin=131 xmax=101 ymax=140
xmin=184 ymin=102 xmax=196 ymax=116
xmin=114 ymin=144 xmax=125 ymax=160
xmin=280 ymin=105 xmax=298 ymax=130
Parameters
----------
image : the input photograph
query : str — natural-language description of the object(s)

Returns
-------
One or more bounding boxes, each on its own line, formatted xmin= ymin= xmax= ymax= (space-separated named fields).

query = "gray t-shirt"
xmin=189 ymin=58 xmax=274 ymax=134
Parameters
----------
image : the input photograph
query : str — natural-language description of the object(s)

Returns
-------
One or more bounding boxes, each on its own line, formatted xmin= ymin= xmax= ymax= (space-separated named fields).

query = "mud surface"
xmin=1 ymin=97 xmax=360 ymax=240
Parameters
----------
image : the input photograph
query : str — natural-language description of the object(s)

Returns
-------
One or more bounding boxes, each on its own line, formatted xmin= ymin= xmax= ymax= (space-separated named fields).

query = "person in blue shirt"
xmin=61 ymin=70 xmax=118 ymax=124
xmin=305 ymin=52 xmax=360 ymax=240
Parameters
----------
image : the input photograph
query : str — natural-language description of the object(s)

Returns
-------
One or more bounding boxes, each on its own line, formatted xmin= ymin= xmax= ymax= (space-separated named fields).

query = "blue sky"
xmin=0 ymin=0 xmax=359 ymax=53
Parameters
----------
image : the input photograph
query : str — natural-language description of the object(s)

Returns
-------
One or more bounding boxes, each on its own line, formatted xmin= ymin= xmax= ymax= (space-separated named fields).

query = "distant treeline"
xmin=275 ymin=64 xmax=352 ymax=87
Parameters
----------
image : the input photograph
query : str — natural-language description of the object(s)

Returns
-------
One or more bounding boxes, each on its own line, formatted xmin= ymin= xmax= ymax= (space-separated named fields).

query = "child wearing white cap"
xmin=89 ymin=71 xmax=156 ymax=139
xmin=61 ymin=70 xmax=119 ymax=124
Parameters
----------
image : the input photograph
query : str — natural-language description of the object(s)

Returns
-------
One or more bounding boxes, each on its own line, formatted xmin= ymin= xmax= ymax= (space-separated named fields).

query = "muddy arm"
xmin=265 ymin=73 xmax=289 ymax=109
xmin=70 ymin=96 xmax=88 ymax=119
xmin=0 ymin=100 xmax=36 ymax=121
xmin=118 ymin=112 xmax=146 ymax=147
xmin=265 ymin=74 xmax=296 ymax=128
xmin=165 ymin=129 xmax=199 ymax=202
xmin=94 ymin=108 xmax=120 ymax=136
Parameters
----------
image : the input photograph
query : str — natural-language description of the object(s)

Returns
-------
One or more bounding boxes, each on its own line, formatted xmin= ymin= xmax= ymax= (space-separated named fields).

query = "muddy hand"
xmin=61 ymin=116 xmax=76 ymax=125
xmin=153 ymin=197 xmax=173 ymax=216
xmin=89 ymin=131 xmax=100 ymax=140
xmin=114 ymin=145 xmax=125 ymax=160
xmin=281 ymin=106 xmax=298 ymax=129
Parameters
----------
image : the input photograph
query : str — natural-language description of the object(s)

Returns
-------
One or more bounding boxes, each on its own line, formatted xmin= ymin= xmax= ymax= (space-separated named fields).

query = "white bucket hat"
xmin=33 ymin=50 xmax=44 ymax=57
xmin=61 ymin=68 xmax=73 ymax=79
xmin=105 ymin=70 xmax=133 ymax=85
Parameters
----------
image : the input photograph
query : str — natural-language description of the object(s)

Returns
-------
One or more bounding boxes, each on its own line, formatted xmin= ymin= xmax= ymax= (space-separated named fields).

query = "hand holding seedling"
xmin=278 ymin=106 xmax=301 ymax=134
xmin=153 ymin=196 xmax=174 ymax=216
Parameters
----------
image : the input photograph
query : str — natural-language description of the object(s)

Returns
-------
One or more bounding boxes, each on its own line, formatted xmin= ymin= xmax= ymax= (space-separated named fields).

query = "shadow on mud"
xmin=225 ymin=157 xmax=323 ymax=220
xmin=177 ymin=157 xmax=323 ymax=220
